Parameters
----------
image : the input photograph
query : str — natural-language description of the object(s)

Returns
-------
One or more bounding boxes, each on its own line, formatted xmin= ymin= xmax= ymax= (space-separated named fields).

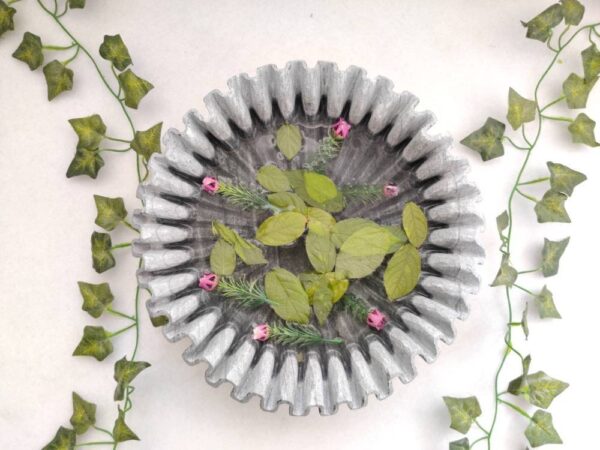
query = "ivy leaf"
xmin=331 ymin=218 xmax=375 ymax=248
xmin=256 ymin=211 xmax=307 ymax=246
xmin=131 ymin=122 xmax=162 ymax=162
xmin=69 ymin=0 xmax=86 ymax=8
xmin=0 ymin=1 xmax=16 ymax=38
xmin=68 ymin=114 xmax=107 ymax=150
xmin=256 ymin=164 xmax=290 ymax=193
xmin=113 ymin=408 xmax=139 ymax=443
xmin=77 ymin=281 xmax=114 ymax=318
xmin=43 ymin=60 xmax=74 ymax=101
xmin=541 ymin=237 xmax=569 ymax=277
xmin=582 ymin=44 xmax=600 ymax=81
xmin=562 ymin=73 xmax=598 ymax=109
xmin=94 ymin=195 xmax=127 ymax=231
xmin=341 ymin=225 xmax=400 ymax=256
xmin=507 ymin=88 xmax=536 ymax=130
xmin=267 ymin=192 xmax=306 ymax=212
xmin=73 ymin=325 xmax=113 ymax=361
xmin=150 ymin=315 xmax=169 ymax=327
xmin=402 ymin=201 xmax=428 ymax=247
xmin=42 ymin=427 xmax=76 ymax=450
xmin=275 ymin=123 xmax=302 ymax=160
xmin=460 ymin=117 xmax=505 ymax=161
xmin=305 ymin=221 xmax=336 ymax=274
xmin=304 ymin=172 xmax=338 ymax=203
xmin=522 ymin=303 xmax=530 ymax=340
xmin=508 ymin=371 xmax=569 ymax=409
xmin=525 ymin=410 xmax=562 ymax=447
xmin=547 ymin=161 xmax=586 ymax=196
xmin=91 ymin=232 xmax=115 ymax=273
xmin=560 ymin=0 xmax=584 ymax=26
xmin=534 ymin=190 xmax=570 ymax=223
xmin=567 ymin=113 xmax=598 ymax=147
xmin=113 ymin=357 xmax=151 ymax=401
xmin=99 ymin=34 xmax=132 ymax=71
xmin=449 ymin=438 xmax=470 ymax=450
xmin=12 ymin=32 xmax=44 ymax=70
xmin=70 ymin=392 xmax=96 ymax=435
xmin=443 ymin=396 xmax=482 ymax=434
xmin=535 ymin=285 xmax=561 ymax=319
xmin=521 ymin=4 xmax=563 ymax=42
xmin=209 ymin=239 xmax=236 ymax=275
xmin=335 ymin=252 xmax=384 ymax=279
xmin=496 ymin=210 xmax=509 ymax=235
xmin=118 ymin=69 xmax=154 ymax=109
xmin=66 ymin=148 xmax=105 ymax=179
xmin=491 ymin=256 xmax=518 ymax=287
xmin=265 ymin=268 xmax=311 ymax=324
xmin=384 ymin=244 xmax=421 ymax=300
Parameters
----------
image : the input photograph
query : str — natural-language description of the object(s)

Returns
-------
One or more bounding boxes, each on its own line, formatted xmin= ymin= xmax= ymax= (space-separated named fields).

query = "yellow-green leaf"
xmin=324 ymin=273 xmax=349 ymax=303
xmin=256 ymin=211 xmax=307 ymax=246
xmin=284 ymin=169 xmax=345 ymax=213
xmin=525 ymin=410 xmax=562 ymax=447
xmin=541 ymin=237 xmax=569 ymax=277
xmin=305 ymin=222 xmax=336 ymax=273
xmin=73 ymin=326 xmax=113 ymax=361
xmin=267 ymin=192 xmax=306 ymax=212
xmin=212 ymin=221 xmax=266 ymax=265
xmin=522 ymin=4 xmax=563 ymax=42
xmin=336 ymin=252 xmax=384 ymax=279
xmin=507 ymin=87 xmax=536 ymax=130
xmin=383 ymin=244 xmax=421 ymax=300
xmin=131 ymin=122 xmax=162 ymax=161
xmin=547 ymin=161 xmax=586 ymax=196
xmin=0 ymin=1 xmax=16 ymax=38
xmin=306 ymin=207 xmax=336 ymax=230
xmin=210 ymin=239 xmax=236 ymax=275
xmin=402 ymin=202 xmax=428 ymax=247
xmin=567 ymin=113 xmax=598 ymax=147
xmin=66 ymin=148 xmax=104 ymax=179
xmin=331 ymin=218 xmax=376 ymax=248
xmin=383 ymin=225 xmax=408 ymax=253
xmin=42 ymin=427 xmax=75 ymax=450
xmin=256 ymin=164 xmax=290 ymax=192
xmin=312 ymin=283 xmax=334 ymax=325
xmin=113 ymin=357 xmax=151 ymax=401
xmin=118 ymin=69 xmax=154 ymax=109
xmin=443 ymin=396 xmax=482 ymax=434
xmin=99 ymin=34 xmax=132 ymax=71
xmin=460 ymin=117 xmax=505 ymax=161
xmin=563 ymin=73 xmax=598 ymax=109
xmin=535 ymin=285 xmax=561 ymax=319
xmin=276 ymin=123 xmax=302 ymax=160
xmin=582 ymin=44 xmax=600 ymax=81
xmin=77 ymin=281 xmax=113 ymax=318
xmin=12 ymin=32 xmax=44 ymax=70
xmin=304 ymin=171 xmax=338 ymax=203
xmin=69 ymin=114 xmax=107 ymax=150
xmin=91 ymin=231 xmax=115 ymax=273
xmin=113 ymin=408 xmax=139 ymax=443
xmin=341 ymin=225 xmax=400 ymax=256
xmin=560 ymin=0 xmax=584 ymax=25
xmin=43 ymin=60 xmax=74 ymax=101
xmin=535 ymin=190 xmax=571 ymax=223
xmin=94 ymin=195 xmax=127 ymax=231
xmin=70 ymin=392 xmax=96 ymax=435
xmin=265 ymin=268 xmax=310 ymax=323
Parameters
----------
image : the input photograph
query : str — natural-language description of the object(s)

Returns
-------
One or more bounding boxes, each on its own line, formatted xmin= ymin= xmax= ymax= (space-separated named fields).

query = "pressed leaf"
xmin=0 ymin=2 xmax=16 ymax=38
xmin=325 ymin=273 xmax=349 ymax=303
xmin=275 ymin=123 xmax=302 ymax=160
xmin=443 ymin=396 xmax=482 ymax=434
xmin=212 ymin=221 xmax=266 ymax=265
xmin=311 ymin=282 xmax=334 ymax=325
xmin=70 ymin=392 xmax=96 ymax=435
xmin=563 ymin=73 xmax=598 ymax=109
xmin=560 ymin=0 xmax=584 ymax=25
xmin=491 ymin=256 xmax=518 ymax=287
xmin=265 ymin=268 xmax=311 ymax=324
xmin=384 ymin=244 xmax=421 ymax=300
xmin=43 ymin=60 xmax=74 ymax=101
xmin=582 ymin=44 xmax=600 ymax=81
xmin=384 ymin=225 xmax=408 ymax=253
xmin=78 ymin=281 xmax=114 ymax=318
xmin=99 ymin=34 xmax=132 ymax=71
xmin=331 ymin=218 xmax=375 ymax=248
xmin=267 ymin=192 xmax=306 ymax=212
xmin=114 ymin=357 xmax=151 ymax=401
xmin=210 ymin=239 xmax=236 ymax=275
xmin=12 ymin=32 xmax=44 ymax=70
xmin=535 ymin=285 xmax=561 ymax=319
xmin=306 ymin=207 xmax=336 ymax=230
xmin=449 ymin=438 xmax=470 ymax=450
xmin=541 ymin=237 xmax=569 ymax=277
xmin=304 ymin=172 xmax=338 ymax=203
xmin=535 ymin=190 xmax=570 ymax=223
xmin=113 ymin=408 xmax=139 ymax=442
xmin=69 ymin=0 xmax=86 ymax=8
xmin=402 ymin=201 xmax=428 ymax=247
xmin=118 ymin=69 xmax=154 ymax=109
xmin=130 ymin=122 xmax=162 ymax=161
xmin=522 ymin=4 xmax=563 ymax=42
xmin=508 ymin=371 xmax=569 ymax=409
xmin=507 ymin=88 xmax=536 ymax=130
xmin=567 ymin=113 xmax=598 ymax=147
xmin=256 ymin=164 xmax=290 ymax=193
xmin=73 ymin=326 xmax=113 ymax=361
xmin=341 ymin=225 xmax=400 ymax=257
xmin=305 ymin=222 xmax=336 ymax=274
xmin=497 ymin=210 xmax=509 ymax=234
xmin=525 ymin=410 xmax=562 ymax=447
xmin=547 ymin=161 xmax=586 ymax=196
xmin=460 ymin=117 xmax=505 ymax=161
xmin=42 ymin=427 xmax=75 ymax=450
xmin=335 ymin=252 xmax=384 ymax=279
xmin=285 ymin=169 xmax=345 ymax=213
xmin=91 ymin=232 xmax=115 ymax=273
xmin=69 ymin=114 xmax=107 ymax=150
xmin=66 ymin=148 xmax=104 ymax=179
xmin=94 ymin=195 xmax=127 ymax=231
xmin=256 ymin=211 xmax=307 ymax=246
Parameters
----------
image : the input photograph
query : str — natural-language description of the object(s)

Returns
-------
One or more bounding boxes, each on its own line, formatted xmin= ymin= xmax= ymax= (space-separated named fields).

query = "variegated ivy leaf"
xmin=69 ymin=114 xmax=107 ymax=149
xmin=118 ymin=69 xmax=154 ymax=109
xmin=443 ymin=396 xmax=482 ymax=434
xmin=521 ymin=4 xmax=563 ymax=42
xmin=42 ymin=426 xmax=76 ymax=450
xmin=131 ymin=122 xmax=162 ymax=161
xmin=265 ymin=268 xmax=311 ymax=324
xmin=508 ymin=371 xmax=569 ymax=409
xmin=562 ymin=73 xmax=598 ymax=109
xmin=113 ymin=408 xmax=139 ymax=443
xmin=0 ymin=1 xmax=16 ymax=38
xmin=91 ymin=232 xmax=115 ymax=273
xmin=256 ymin=164 xmax=290 ymax=193
xmin=536 ymin=285 xmax=561 ymax=319
xmin=525 ymin=410 xmax=562 ymax=447
xmin=12 ymin=32 xmax=44 ymax=70
xmin=304 ymin=172 xmax=338 ymax=203
xmin=507 ymin=88 xmax=536 ymax=130
xmin=275 ymin=123 xmax=302 ymax=160
xmin=66 ymin=148 xmax=104 ymax=179
xmin=114 ymin=357 xmax=151 ymax=401
xmin=541 ymin=237 xmax=570 ymax=277
xmin=69 ymin=0 xmax=86 ymax=8
xmin=560 ymin=0 xmax=584 ymax=26
xmin=491 ymin=256 xmax=518 ymax=287
xmin=567 ymin=113 xmax=599 ymax=147
xmin=460 ymin=117 xmax=505 ymax=161
xmin=402 ymin=201 xmax=428 ymax=247
xmin=99 ymin=34 xmax=132 ymax=71
xmin=383 ymin=244 xmax=421 ymax=300
xmin=256 ymin=211 xmax=307 ymax=246
xmin=70 ymin=392 xmax=96 ymax=435
xmin=522 ymin=303 xmax=530 ymax=339
xmin=534 ymin=190 xmax=570 ymax=223
xmin=209 ymin=239 xmax=236 ymax=275
xmin=43 ymin=60 xmax=74 ymax=101
xmin=582 ymin=44 xmax=600 ymax=81
xmin=77 ymin=281 xmax=114 ymax=318
xmin=449 ymin=438 xmax=470 ymax=450
xmin=547 ymin=161 xmax=586 ymax=196
xmin=496 ymin=210 xmax=509 ymax=234
xmin=267 ymin=192 xmax=307 ymax=212
xmin=94 ymin=195 xmax=127 ymax=231
xmin=73 ymin=325 xmax=113 ymax=361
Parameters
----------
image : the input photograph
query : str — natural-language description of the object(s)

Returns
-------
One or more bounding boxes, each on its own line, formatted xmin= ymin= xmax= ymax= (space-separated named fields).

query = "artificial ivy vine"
xmin=444 ymin=1 xmax=598 ymax=448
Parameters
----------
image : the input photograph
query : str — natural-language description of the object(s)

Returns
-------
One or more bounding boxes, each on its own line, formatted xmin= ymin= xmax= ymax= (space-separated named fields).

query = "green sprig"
xmin=303 ymin=133 xmax=342 ymax=173
xmin=269 ymin=323 xmax=344 ymax=347
xmin=217 ymin=181 xmax=274 ymax=211
xmin=341 ymin=184 xmax=383 ymax=205
xmin=217 ymin=277 xmax=271 ymax=308
xmin=338 ymin=293 xmax=370 ymax=322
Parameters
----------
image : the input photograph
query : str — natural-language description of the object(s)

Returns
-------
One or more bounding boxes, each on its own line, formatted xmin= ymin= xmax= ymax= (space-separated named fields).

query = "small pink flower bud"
xmin=252 ymin=323 xmax=270 ymax=342
xmin=199 ymin=272 xmax=219 ymax=291
xmin=331 ymin=117 xmax=352 ymax=139
xmin=367 ymin=309 xmax=387 ymax=331
xmin=202 ymin=176 xmax=220 ymax=194
xmin=383 ymin=183 xmax=399 ymax=198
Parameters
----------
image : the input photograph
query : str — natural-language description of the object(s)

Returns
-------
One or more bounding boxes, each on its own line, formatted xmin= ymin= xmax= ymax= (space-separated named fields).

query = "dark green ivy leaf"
xmin=69 ymin=0 xmax=86 ymax=8
xmin=77 ymin=281 xmax=114 ymax=318
xmin=508 ymin=371 xmax=569 ymax=409
xmin=562 ymin=73 xmax=598 ymax=109
xmin=491 ymin=256 xmax=518 ymax=287
xmin=0 ymin=1 xmax=16 ymax=38
xmin=567 ymin=113 xmax=599 ymax=147
xmin=150 ymin=315 xmax=169 ymax=327
xmin=521 ymin=4 xmax=563 ymax=42
xmin=525 ymin=410 xmax=563 ymax=447
xmin=507 ymin=88 xmax=536 ymax=130
xmin=130 ymin=122 xmax=162 ymax=161
xmin=94 ymin=195 xmax=127 ymax=231
xmin=99 ymin=34 xmax=132 ymax=71
xmin=113 ymin=408 xmax=140 ymax=442
xmin=68 ymin=114 xmax=106 ymax=149
xmin=69 ymin=392 xmax=96 ymax=435
xmin=91 ymin=231 xmax=115 ymax=273
xmin=541 ymin=237 xmax=569 ymax=277
xmin=449 ymin=438 xmax=470 ymax=450
xmin=560 ymin=0 xmax=584 ymax=25
xmin=43 ymin=60 xmax=74 ymax=101
xmin=73 ymin=325 xmax=113 ymax=361
xmin=66 ymin=148 xmax=104 ymax=179
xmin=118 ymin=69 xmax=154 ymax=109
xmin=534 ymin=190 xmax=570 ymax=223
xmin=536 ymin=285 xmax=561 ymax=319
xmin=42 ymin=426 xmax=75 ymax=450
xmin=460 ymin=117 xmax=505 ymax=161
xmin=113 ymin=356 xmax=151 ymax=401
xmin=12 ymin=32 xmax=44 ymax=70
xmin=547 ymin=161 xmax=586 ymax=196
xmin=582 ymin=44 xmax=600 ymax=81
xmin=443 ymin=396 xmax=482 ymax=434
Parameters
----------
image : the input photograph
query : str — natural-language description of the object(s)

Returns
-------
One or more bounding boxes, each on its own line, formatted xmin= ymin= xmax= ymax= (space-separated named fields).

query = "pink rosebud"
xmin=252 ymin=323 xmax=270 ymax=342
xmin=383 ymin=183 xmax=399 ymax=198
xmin=331 ymin=117 xmax=352 ymax=139
xmin=202 ymin=176 xmax=220 ymax=194
xmin=367 ymin=309 xmax=387 ymax=331
xmin=199 ymin=272 xmax=219 ymax=291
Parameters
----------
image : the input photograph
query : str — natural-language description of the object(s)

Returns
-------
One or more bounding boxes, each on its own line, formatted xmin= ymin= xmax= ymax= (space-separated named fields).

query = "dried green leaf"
xmin=69 ymin=0 xmax=86 ymax=8
xmin=560 ymin=0 xmax=584 ymax=25
xmin=0 ymin=1 xmax=16 ymax=38
xmin=507 ymin=88 xmax=536 ymax=130
xmin=210 ymin=239 xmax=236 ymax=275
xmin=335 ymin=252 xmax=384 ymax=279
xmin=331 ymin=218 xmax=376 ymax=248
xmin=284 ymin=169 xmax=346 ymax=213
xmin=256 ymin=211 xmax=307 ymax=246
xmin=402 ymin=201 xmax=428 ymax=247
xmin=70 ymin=392 xmax=96 ymax=435
xmin=443 ymin=396 xmax=482 ymax=434
xmin=77 ymin=281 xmax=114 ymax=318
xmin=256 ymin=164 xmax=290 ymax=192
xmin=99 ymin=34 xmax=132 ymax=71
xmin=114 ymin=357 xmax=151 ymax=401
xmin=265 ymin=268 xmax=311 ymax=324
xmin=276 ymin=123 xmax=302 ymax=160
xmin=508 ymin=371 xmax=569 ymax=409
xmin=582 ymin=44 xmax=600 ymax=81
xmin=12 ymin=32 xmax=44 ymax=70
xmin=541 ymin=237 xmax=569 ymax=277
xmin=547 ymin=161 xmax=586 ymax=196
xmin=567 ymin=113 xmax=598 ymax=147
xmin=73 ymin=325 xmax=113 ymax=361
xmin=305 ymin=222 xmax=336 ymax=274
xmin=267 ymin=192 xmax=306 ymax=212
xmin=131 ymin=122 xmax=162 ymax=161
xmin=94 ymin=195 xmax=127 ymax=231
xmin=113 ymin=408 xmax=139 ymax=443
xmin=43 ymin=60 xmax=74 ymax=101
xmin=563 ymin=73 xmax=598 ymax=109
xmin=68 ymin=114 xmax=107 ymax=150
xmin=304 ymin=172 xmax=338 ymax=203
xmin=535 ymin=190 xmax=570 ymax=223
xmin=522 ymin=4 xmax=563 ymax=42
xmin=535 ymin=285 xmax=561 ymax=319
xmin=66 ymin=148 xmax=104 ymax=179
xmin=497 ymin=210 xmax=509 ymax=234
xmin=341 ymin=225 xmax=400 ymax=257
xmin=491 ymin=256 xmax=518 ymax=287
xmin=42 ymin=426 xmax=75 ymax=450
xmin=384 ymin=244 xmax=421 ymax=300
xmin=449 ymin=438 xmax=470 ymax=450
xmin=460 ymin=117 xmax=505 ymax=161
xmin=118 ymin=69 xmax=154 ymax=109
xmin=525 ymin=410 xmax=562 ymax=447
xmin=91 ymin=231 xmax=115 ymax=273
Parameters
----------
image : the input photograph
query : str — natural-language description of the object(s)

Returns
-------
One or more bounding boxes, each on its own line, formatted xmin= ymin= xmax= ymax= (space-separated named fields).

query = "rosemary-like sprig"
xmin=303 ymin=133 xmax=342 ymax=173
xmin=341 ymin=184 xmax=383 ymax=205
xmin=339 ymin=293 xmax=370 ymax=322
xmin=217 ymin=182 xmax=274 ymax=211
xmin=270 ymin=323 xmax=344 ymax=347
xmin=217 ymin=277 xmax=272 ymax=308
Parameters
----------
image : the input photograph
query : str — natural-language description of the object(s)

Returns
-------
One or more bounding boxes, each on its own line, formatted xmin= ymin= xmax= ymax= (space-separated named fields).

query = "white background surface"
xmin=1 ymin=1 xmax=600 ymax=448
